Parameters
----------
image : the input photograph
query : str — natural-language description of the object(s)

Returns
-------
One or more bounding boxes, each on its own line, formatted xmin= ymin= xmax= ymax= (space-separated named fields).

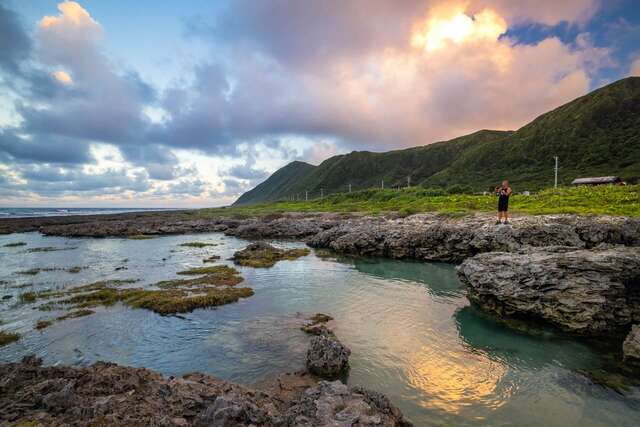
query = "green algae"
xmin=19 ymin=272 xmax=251 ymax=316
xmin=16 ymin=266 xmax=86 ymax=276
xmin=0 ymin=330 xmax=20 ymax=346
xmin=125 ymin=287 xmax=254 ymax=315
xmin=57 ymin=309 xmax=95 ymax=321
xmin=179 ymin=242 xmax=217 ymax=248
xmin=203 ymin=255 xmax=221 ymax=263
xmin=17 ymin=268 xmax=41 ymax=276
xmin=128 ymin=235 xmax=155 ymax=240
xmin=233 ymin=244 xmax=310 ymax=268
xmin=176 ymin=265 xmax=239 ymax=276
xmin=158 ymin=265 xmax=243 ymax=289
xmin=27 ymin=246 xmax=78 ymax=253
xmin=35 ymin=319 xmax=54 ymax=330
xmin=3 ymin=242 xmax=26 ymax=247
xmin=20 ymin=292 xmax=38 ymax=303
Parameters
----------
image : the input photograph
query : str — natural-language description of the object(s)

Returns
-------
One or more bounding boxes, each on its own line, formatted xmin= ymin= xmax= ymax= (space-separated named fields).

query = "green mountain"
xmin=234 ymin=77 xmax=640 ymax=205
xmin=234 ymin=161 xmax=316 ymax=205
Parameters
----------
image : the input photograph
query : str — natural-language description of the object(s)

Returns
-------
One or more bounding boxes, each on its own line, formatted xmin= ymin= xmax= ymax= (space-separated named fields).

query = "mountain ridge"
xmin=234 ymin=77 xmax=640 ymax=205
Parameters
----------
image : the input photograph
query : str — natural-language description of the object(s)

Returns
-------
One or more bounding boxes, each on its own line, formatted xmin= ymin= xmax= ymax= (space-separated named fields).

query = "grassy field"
xmin=185 ymin=185 xmax=640 ymax=218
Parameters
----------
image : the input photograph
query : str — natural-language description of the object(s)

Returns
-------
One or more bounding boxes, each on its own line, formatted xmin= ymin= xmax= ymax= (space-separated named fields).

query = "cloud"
xmin=224 ymin=151 xmax=269 ymax=181
xmin=173 ymin=1 xmax=608 ymax=151
xmin=470 ymin=0 xmax=600 ymax=27
xmin=631 ymin=58 xmax=640 ymax=76
xmin=0 ymin=1 xmax=625 ymax=207
xmin=0 ymin=3 xmax=32 ymax=73
xmin=0 ymin=129 xmax=92 ymax=164
xmin=18 ymin=1 xmax=154 ymax=144
xmin=7 ymin=164 xmax=150 ymax=197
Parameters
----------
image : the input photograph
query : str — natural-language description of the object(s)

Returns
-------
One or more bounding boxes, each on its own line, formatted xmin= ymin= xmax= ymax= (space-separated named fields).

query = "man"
xmin=495 ymin=180 xmax=512 ymax=224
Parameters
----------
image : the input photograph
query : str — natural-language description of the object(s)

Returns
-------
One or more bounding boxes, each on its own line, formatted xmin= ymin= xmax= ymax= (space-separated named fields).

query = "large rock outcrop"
xmin=457 ymin=246 xmax=640 ymax=334
xmin=0 ymin=356 xmax=411 ymax=426
xmin=307 ymin=214 xmax=640 ymax=262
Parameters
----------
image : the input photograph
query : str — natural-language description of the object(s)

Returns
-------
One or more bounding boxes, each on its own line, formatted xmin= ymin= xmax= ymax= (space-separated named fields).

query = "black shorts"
xmin=498 ymin=196 xmax=509 ymax=212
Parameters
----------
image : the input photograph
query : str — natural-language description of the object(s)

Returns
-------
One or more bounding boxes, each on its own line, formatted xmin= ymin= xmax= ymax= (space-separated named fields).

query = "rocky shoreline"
xmin=3 ymin=212 xmax=639 ymax=261
xmin=0 ymin=315 xmax=412 ymax=426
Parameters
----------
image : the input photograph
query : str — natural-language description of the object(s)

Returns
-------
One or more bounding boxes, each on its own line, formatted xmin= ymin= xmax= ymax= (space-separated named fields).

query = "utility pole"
xmin=407 ymin=176 xmax=411 ymax=188
xmin=305 ymin=190 xmax=308 ymax=201
xmin=348 ymin=184 xmax=352 ymax=193
xmin=554 ymin=156 xmax=559 ymax=188
xmin=381 ymin=180 xmax=384 ymax=190
xmin=320 ymin=188 xmax=324 ymax=200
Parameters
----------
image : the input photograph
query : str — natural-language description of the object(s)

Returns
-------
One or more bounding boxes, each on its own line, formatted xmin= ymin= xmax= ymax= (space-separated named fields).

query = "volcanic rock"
xmin=457 ymin=246 xmax=640 ymax=334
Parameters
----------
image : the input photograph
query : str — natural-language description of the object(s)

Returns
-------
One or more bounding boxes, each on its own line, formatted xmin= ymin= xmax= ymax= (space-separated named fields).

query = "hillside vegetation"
xmin=198 ymin=185 xmax=640 ymax=218
xmin=235 ymin=77 xmax=640 ymax=205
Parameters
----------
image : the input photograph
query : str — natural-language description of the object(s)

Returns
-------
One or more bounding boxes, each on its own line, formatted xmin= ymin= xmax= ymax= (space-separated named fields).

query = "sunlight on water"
xmin=1 ymin=232 xmax=639 ymax=426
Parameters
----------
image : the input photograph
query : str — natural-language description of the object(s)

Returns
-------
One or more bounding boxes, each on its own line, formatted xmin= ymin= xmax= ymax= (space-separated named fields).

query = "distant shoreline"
xmin=0 ymin=207 xmax=183 ymax=219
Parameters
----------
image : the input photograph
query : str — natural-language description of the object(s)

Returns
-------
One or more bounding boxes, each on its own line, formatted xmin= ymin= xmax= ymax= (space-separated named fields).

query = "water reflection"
xmin=454 ymin=306 xmax=601 ymax=371
xmin=1 ymin=234 xmax=639 ymax=426
xmin=349 ymin=256 xmax=465 ymax=299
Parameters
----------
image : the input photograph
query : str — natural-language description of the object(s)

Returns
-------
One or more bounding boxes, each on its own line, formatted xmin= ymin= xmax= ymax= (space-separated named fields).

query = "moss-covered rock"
xmin=3 ymin=242 xmax=26 ymax=248
xmin=0 ymin=330 xmax=20 ymax=346
xmin=179 ymin=242 xmax=217 ymax=248
xmin=232 ymin=242 xmax=310 ymax=268
xmin=203 ymin=255 xmax=221 ymax=263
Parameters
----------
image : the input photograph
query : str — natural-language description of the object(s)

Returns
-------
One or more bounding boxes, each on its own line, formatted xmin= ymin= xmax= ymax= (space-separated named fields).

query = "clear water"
xmin=0 ymin=232 xmax=638 ymax=426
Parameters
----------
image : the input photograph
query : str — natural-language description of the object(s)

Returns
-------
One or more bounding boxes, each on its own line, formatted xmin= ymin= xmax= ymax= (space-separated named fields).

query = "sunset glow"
xmin=412 ymin=6 xmax=507 ymax=51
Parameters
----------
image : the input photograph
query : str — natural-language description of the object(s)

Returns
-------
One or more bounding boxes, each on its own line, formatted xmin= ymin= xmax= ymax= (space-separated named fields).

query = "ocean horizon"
xmin=0 ymin=207 xmax=182 ymax=219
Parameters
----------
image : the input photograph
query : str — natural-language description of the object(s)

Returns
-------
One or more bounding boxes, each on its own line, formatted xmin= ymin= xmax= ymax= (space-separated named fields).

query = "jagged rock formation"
xmin=457 ymin=246 xmax=640 ymax=334
xmin=6 ymin=212 xmax=638 ymax=264
xmin=0 ymin=355 xmax=411 ymax=426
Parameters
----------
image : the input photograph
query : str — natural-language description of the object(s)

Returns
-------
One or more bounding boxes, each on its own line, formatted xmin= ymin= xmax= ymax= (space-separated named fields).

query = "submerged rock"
xmin=301 ymin=313 xmax=334 ymax=335
xmin=0 ymin=356 xmax=411 ymax=426
xmin=457 ymin=246 xmax=640 ymax=334
xmin=623 ymin=325 xmax=640 ymax=362
xmin=306 ymin=333 xmax=351 ymax=379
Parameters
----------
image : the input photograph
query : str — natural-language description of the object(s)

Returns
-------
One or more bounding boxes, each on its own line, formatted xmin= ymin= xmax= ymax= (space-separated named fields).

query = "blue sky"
xmin=0 ymin=0 xmax=639 ymax=207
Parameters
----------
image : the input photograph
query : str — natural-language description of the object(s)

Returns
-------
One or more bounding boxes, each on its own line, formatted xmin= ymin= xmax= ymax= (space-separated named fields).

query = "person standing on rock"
xmin=495 ymin=180 xmax=512 ymax=225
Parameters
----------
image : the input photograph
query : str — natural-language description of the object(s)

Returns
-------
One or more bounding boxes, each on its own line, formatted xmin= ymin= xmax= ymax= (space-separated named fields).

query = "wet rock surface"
xmin=306 ymin=333 xmax=352 ymax=379
xmin=457 ymin=246 xmax=640 ymax=334
xmin=0 ymin=355 xmax=411 ymax=426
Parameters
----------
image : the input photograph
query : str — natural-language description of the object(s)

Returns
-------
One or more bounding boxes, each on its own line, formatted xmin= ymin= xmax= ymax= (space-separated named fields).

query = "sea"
xmin=0 ymin=207 xmax=180 ymax=218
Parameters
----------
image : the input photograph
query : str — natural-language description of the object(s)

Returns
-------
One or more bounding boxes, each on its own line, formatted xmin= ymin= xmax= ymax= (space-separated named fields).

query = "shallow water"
xmin=1 ymin=232 xmax=638 ymax=426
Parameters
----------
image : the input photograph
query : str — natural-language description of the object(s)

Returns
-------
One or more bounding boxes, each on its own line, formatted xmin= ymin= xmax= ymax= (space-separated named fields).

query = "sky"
xmin=0 ymin=0 xmax=639 ymax=208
